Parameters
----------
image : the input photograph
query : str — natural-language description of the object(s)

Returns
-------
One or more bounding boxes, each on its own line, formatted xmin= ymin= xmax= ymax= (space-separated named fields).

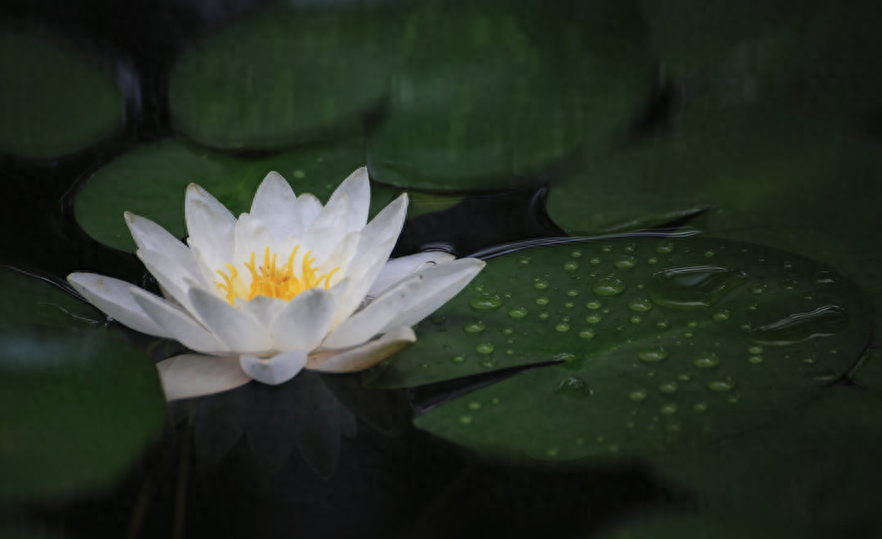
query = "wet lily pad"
xmin=0 ymin=268 xmax=165 ymax=502
xmin=168 ymin=3 xmax=397 ymax=150
xmin=371 ymin=236 xmax=869 ymax=462
xmin=0 ymin=26 xmax=123 ymax=160
xmin=367 ymin=0 xmax=652 ymax=191
xmin=74 ymin=138 xmax=400 ymax=252
xmin=654 ymin=386 xmax=882 ymax=530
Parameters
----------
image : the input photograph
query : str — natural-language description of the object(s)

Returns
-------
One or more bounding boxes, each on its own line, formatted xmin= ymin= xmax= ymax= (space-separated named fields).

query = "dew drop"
xmin=748 ymin=355 xmax=764 ymax=364
xmin=458 ymin=414 xmax=473 ymax=425
xmin=748 ymin=345 xmax=763 ymax=354
xmin=630 ymin=315 xmax=642 ymax=324
xmin=590 ymin=257 xmax=601 ymax=265
xmin=750 ymin=283 xmax=768 ymax=295
xmin=629 ymin=388 xmax=648 ymax=401
xmin=693 ymin=352 xmax=720 ymax=368
xmin=648 ymin=257 xmax=658 ymax=265
xmin=519 ymin=256 xmax=531 ymax=266
xmin=468 ymin=401 xmax=481 ymax=411
xmin=570 ymin=249 xmax=583 ymax=258
xmin=601 ymin=244 xmax=613 ymax=253
xmin=508 ymin=307 xmax=528 ymax=319
xmin=579 ymin=329 xmax=595 ymax=339
xmin=649 ymin=266 xmax=748 ymax=308
xmin=703 ymin=250 xmax=715 ymax=258
xmin=712 ymin=310 xmax=730 ymax=322
xmin=660 ymin=403 xmax=678 ymax=415
xmin=464 ymin=320 xmax=486 ymax=333
xmin=451 ymin=355 xmax=466 ymax=364
xmin=430 ymin=314 xmax=447 ymax=325
xmin=555 ymin=376 xmax=592 ymax=399
xmin=502 ymin=327 xmax=514 ymax=336
xmin=539 ymin=312 xmax=550 ymax=320
xmin=585 ymin=313 xmax=602 ymax=324
xmin=476 ymin=342 xmax=494 ymax=354
xmin=535 ymin=297 xmax=549 ymax=306
xmin=479 ymin=358 xmax=498 ymax=368
xmin=563 ymin=261 xmax=579 ymax=271
xmin=533 ymin=279 xmax=550 ymax=290
xmin=615 ymin=255 xmax=637 ymax=269
xmin=586 ymin=300 xmax=602 ymax=310
xmin=564 ymin=302 xmax=574 ymax=309
xmin=593 ymin=277 xmax=626 ymax=296
xmin=655 ymin=242 xmax=674 ymax=253
xmin=748 ymin=305 xmax=849 ymax=346
xmin=813 ymin=270 xmax=838 ymax=284
xmin=693 ymin=402 xmax=708 ymax=412
xmin=659 ymin=382 xmax=678 ymax=394
xmin=566 ymin=289 xmax=579 ymax=297
xmin=628 ymin=298 xmax=653 ymax=312
xmin=555 ymin=322 xmax=570 ymax=332
xmin=639 ymin=347 xmax=668 ymax=362
xmin=470 ymin=292 xmax=503 ymax=310
xmin=707 ymin=379 xmax=735 ymax=392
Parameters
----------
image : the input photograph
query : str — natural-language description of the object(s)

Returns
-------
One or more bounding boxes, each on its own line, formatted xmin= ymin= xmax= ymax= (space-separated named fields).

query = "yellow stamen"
xmin=215 ymin=246 xmax=340 ymax=306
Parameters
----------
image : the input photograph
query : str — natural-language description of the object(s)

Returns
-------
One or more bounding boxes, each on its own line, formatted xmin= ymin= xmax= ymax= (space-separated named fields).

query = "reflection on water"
xmin=2 ymin=0 xmax=882 ymax=536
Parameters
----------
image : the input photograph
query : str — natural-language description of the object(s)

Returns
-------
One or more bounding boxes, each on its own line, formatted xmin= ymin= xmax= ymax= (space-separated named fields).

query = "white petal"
xmin=157 ymin=354 xmax=250 ymax=401
xmin=233 ymin=213 xmax=275 ymax=269
xmin=188 ymin=286 xmax=273 ymax=354
xmin=270 ymin=288 xmax=336 ymax=351
xmin=237 ymin=294 xmax=286 ymax=331
xmin=307 ymin=327 xmax=416 ymax=373
xmin=323 ymin=279 xmax=420 ymax=349
xmin=136 ymin=247 xmax=205 ymax=312
xmin=292 ymin=193 xmax=323 ymax=237
xmin=186 ymin=193 xmax=235 ymax=275
xmin=367 ymin=251 xmax=456 ymax=298
xmin=125 ymin=212 xmax=197 ymax=273
xmin=327 ymin=167 xmax=370 ymax=232
xmin=131 ymin=288 xmax=228 ymax=354
xmin=329 ymin=194 xmax=408 ymax=327
xmin=240 ymin=350 xmax=307 ymax=385
xmin=250 ymin=171 xmax=298 ymax=239
xmin=382 ymin=258 xmax=485 ymax=331
xmin=303 ymin=192 xmax=350 ymax=257
xmin=67 ymin=273 xmax=167 ymax=337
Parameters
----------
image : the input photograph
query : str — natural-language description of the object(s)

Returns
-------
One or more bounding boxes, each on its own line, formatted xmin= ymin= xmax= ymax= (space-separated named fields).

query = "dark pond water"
xmin=2 ymin=0 xmax=882 ymax=538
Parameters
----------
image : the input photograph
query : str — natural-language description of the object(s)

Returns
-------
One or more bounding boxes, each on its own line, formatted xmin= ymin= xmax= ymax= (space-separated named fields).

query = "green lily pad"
xmin=0 ymin=26 xmax=123 ymax=160
xmin=168 ymin=3 xmax=397 ymax=150
xmin=595 ymin=511 xmax=829 ymax=539
xmin=654 ymin=386 xmax=882 ymax=530
xmin=0 ymin=268 xmax=165 ymax=502
xmin=367 ymin=0 xmax=653 ymax=191
xmin=372 ymin=236 xmax=869 ymax=462
xmin=73 ymin=138 xmax=400 ymax=252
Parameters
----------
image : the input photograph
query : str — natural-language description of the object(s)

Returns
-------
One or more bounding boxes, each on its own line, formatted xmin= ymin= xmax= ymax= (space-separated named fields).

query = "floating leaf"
xmin=0 ymin=268 xmax=165 ymax=502
xmin=73 ymin=138 xmax=399 ymax=252
xmin=168 ymin=4 xmax=397 ymax=150
xmin=367 ymin=0 xmax=652 ymax=191
xmin=373 ymin=236 xmax=870 ymax=462
xmin=654 ymin=386 xmax=882 ymax=529
xmin=0 ymin=25 xmax=123 ymax=159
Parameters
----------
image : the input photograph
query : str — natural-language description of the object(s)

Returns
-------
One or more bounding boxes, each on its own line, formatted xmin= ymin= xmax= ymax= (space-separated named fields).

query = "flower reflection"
xmin=68 ymin=168 xmax=483 ymax=399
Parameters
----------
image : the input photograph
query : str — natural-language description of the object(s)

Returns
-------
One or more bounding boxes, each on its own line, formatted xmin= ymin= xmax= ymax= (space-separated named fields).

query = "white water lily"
xmin=68 ymin=168 xmax=483 ymax=400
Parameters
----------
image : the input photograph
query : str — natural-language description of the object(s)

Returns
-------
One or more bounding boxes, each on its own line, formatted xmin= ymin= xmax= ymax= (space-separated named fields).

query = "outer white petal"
xmin=367 ymin=251 xmax=456 ymax=298
xmin=240 ymin=350 xmax=308 ymax=385
xmin=322 ymin=279 xmax=420 ymax=349
xmin=237 ymin=295 xmax=286 ymax=331
xmin=303 ymin=192 xmax=350 ymax=260
xmin=188 ymin=286 xmax=273 ymax=354
xmin=330 ymin=194 xmax=408 ymax=327
xmin=250 ymin=171 xmax=298 ymax=239
xmin=125 ymin=212 xmax=200 ymax=278
xmin=270 ymin=288 xmax=336 ymax=351
xmin=307 ymin=327 xmax=416 ymax=373
xmin=131 ymin=288 xmax=228 ymax=354
xmin=381 ymin=258 xmax=485 ymax=331
xmin=326 ymin=167 xmax=370 ymax=232
xmin=136 ymin=247 xmax=204 ymax=312
xmin=157 ymin=354 xmax=250 ymax=401
xmin=67 ymin=273 xmax=167 ymax=337
xmin=291 ymin=193 xmax=322 ymax=236
xmin=186 ymin=194 xmax=235 ymax=275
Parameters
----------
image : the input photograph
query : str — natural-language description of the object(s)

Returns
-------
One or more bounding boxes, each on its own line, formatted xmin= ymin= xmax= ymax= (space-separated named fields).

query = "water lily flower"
xmin=68 ymin=168 xmax=484 ymax=400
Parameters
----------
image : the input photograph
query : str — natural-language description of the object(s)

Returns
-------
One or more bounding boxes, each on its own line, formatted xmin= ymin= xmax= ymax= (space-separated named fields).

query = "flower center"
xmin=215 ymin=246 xmax=340 ymax=305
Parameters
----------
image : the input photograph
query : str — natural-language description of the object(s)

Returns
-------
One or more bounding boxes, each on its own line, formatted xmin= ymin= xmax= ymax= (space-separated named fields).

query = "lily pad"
xmin=0 ymin=25 xmax=123 ymax=160
xmin=367 ymin=0 xmax=653 ymax=191
xmin=73 ymin=138 xmax=400 ymax=252
xmin=168 ymin=3 xmax=397 ymax=150
xmin=654 ymin=386 xmax=882 ymax=530
xmin=595 ymin=511 xmax=828 ymax=539
xmin=0 ymin=268 xmax=165 ymax=502
xmin=371 ymin=236 xmax=869 ymax=462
